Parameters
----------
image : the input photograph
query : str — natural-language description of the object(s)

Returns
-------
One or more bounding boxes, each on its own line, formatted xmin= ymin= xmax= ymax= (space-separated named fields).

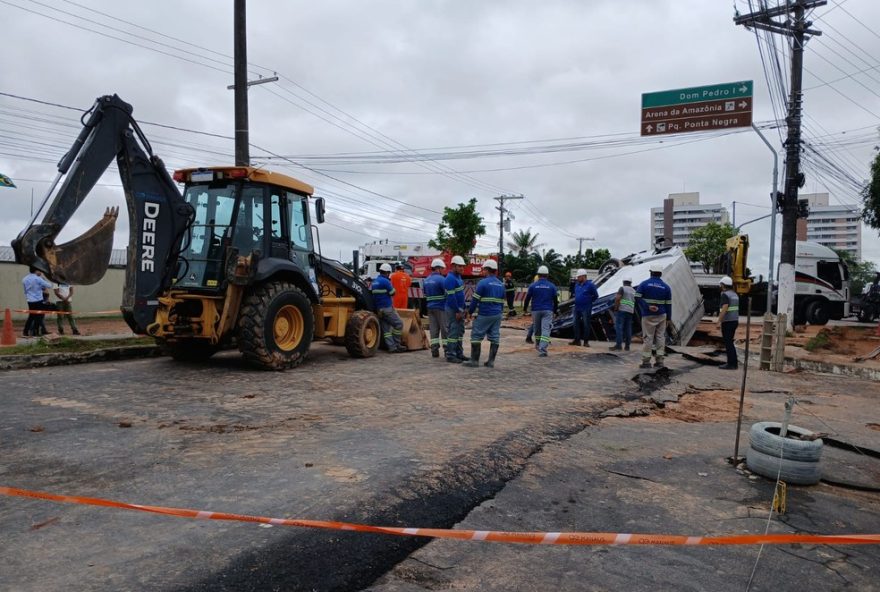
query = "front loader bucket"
xmin=396 ymin=309 xmax=429 ymax=351
xmin=40 ymin=207 xmax=119 ymax=285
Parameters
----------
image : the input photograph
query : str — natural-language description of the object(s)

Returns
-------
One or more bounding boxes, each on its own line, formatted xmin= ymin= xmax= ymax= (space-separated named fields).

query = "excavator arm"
xmin=720 ymin=234 xmax=752 ymax=296
xmin=12 ymin=94 xmax=194 ymax=332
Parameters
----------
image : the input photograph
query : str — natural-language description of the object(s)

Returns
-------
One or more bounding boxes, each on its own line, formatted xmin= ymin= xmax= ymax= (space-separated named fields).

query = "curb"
xmin=739 ymin=348 xmax=880 ymax=381
xmin=0 ymin=345 xmax=163 ymax=371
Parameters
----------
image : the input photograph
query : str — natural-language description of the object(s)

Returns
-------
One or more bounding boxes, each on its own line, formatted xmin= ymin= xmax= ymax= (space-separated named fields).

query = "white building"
xmin=796 ymin=193 xmax=861 ymax=261
xmin=649 ymin=192 xmax=730 ymax=250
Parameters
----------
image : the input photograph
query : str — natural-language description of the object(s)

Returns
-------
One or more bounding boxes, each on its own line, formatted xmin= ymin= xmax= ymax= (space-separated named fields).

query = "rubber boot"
xmin=463 ymin=343 xmax=482 ymax=367
xmin=654 ymin=356 xmax=665 ymax=368
xmin=568 ymin=339 xmax=581 ymax=346
xmin=431 ymin=347 xmax=440 ymax=358
xmin=483 ymin=343 xmax=499 ymax=368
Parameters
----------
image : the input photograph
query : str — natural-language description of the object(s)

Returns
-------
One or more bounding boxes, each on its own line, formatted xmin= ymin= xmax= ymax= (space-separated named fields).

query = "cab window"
xmin=288 ymin=196 xmax=311 ymax=250
xmin=817 ymin=261 xmax=842 ymax=289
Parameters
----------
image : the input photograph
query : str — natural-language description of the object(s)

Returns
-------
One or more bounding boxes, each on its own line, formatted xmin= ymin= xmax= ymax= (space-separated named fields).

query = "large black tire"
xmin=748 ymin=422 xmax=824 ymax=462
xmin=598 ymin=258 xmax=622 ymax=275
xmin=345 ymin=310 xmax=381 ymax=358
xmin=161 ymin=339 xmax=219 ymax=362
xmin=746 ymin=447 xmax=822 ymax=485
xmin=238 ymin=282 xmax=314 ymax=370
xmin=806 ymin=300 xmax=830 ymax=326
xmin=858 ymin=304 xmax=875 ymax=323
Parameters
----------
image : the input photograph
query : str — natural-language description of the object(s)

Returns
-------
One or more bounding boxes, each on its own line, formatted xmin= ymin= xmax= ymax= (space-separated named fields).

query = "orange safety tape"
xmin=2 ymin=486 xmax=879 ymax=546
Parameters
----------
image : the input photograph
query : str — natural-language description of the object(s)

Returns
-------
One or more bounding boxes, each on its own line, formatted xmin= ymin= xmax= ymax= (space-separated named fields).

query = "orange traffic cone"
xmin=1 ymin=308 xmax=16 ymax=346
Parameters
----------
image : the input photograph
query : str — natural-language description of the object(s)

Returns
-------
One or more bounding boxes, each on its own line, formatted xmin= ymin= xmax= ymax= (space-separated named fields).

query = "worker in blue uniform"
xmin=523 ymin=265 xmax=559 ymax=357
xmin=464 ymin=259 xmax=506 ymax=368
xmin=570 ymin=268 xmax=599 ymax=346
xmin=371 ymin=263 xmax=406 ymax=353
xmin=635 ymin=264 xmax=672 ymax=368
xmin=444 ymin=255 xmax=467 ymax=363
xmin=423 ymin=258 xmax=448 ymax=358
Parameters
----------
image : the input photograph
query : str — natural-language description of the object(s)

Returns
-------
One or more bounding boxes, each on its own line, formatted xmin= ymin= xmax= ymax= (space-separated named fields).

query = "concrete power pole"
xmin=494 ymin=194 xmax=524 ymax=276
xmin=231 ymin=0 xmax=278 ymax=166
xmin=735 ymin=0 xmax=825 ymax=329
xmin=576 ymin=237 xmax=595 ymax=266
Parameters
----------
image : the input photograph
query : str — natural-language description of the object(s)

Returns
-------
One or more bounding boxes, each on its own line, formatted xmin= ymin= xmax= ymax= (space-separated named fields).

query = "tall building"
xmin=649 ymin=192 xmax=729 ymax=250
xmin=796 ymin=193 xmax=861 ymax=261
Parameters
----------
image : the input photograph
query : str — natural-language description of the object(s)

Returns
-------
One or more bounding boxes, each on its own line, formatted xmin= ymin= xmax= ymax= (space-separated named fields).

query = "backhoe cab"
xmin=13 ymin=94 xmax=390 ymax=370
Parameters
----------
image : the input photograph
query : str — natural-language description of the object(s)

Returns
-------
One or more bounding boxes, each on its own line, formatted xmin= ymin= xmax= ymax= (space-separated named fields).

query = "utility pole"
xmin=231 ymin=0 xmax=279 ymax=166
xmin=494 ymin=194 xmax=523 ymax=276
xmin=735 ymin=0 xmax=825 ymax=329
xmin=575 ymin=237 xmax=595 ymax=266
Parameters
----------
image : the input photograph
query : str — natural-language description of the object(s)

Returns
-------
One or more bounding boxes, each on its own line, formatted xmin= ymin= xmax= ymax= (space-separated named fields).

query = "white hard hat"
xmin=450 ymin=255 xmax=466 ymax=265
xmin=379 ymin=263 xmax=392 ymax=272
xmin=576 ymin=268 xmax=587 ymax=277
xmin=720 ymin=275 xmax=733 ymax=286
xmin=622 ymin=276 xmax=633 ymax=283
xmin=649 ymin=264 xmax=664 ymax=273
xmin=482 ymin=259 xmax=498 ymax=270
xmin=537 ymin=265 xmax=550 ymax=275
xmin=431 ymin=258 xmax=446 ymax=269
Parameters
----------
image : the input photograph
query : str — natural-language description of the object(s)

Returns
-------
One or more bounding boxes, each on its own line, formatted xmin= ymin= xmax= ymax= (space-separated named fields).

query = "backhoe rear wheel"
xmin=345 ymin=310 xmax=381 ymax=358
xmin=238 ymin=281 xmax=314 ymax=370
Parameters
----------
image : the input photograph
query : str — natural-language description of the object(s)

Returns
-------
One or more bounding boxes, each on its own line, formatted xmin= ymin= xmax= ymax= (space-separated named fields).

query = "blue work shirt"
xmin=573 ymin=279 xmax=599 ymax=311
xmin=525 ymin=278 xmax=558 ymax=312
xmin=22 ymin=272 xmax=52 ymax=303
xmin=636 ymin=277 xmax=672 ymax=318
xmin=468 ymin=275 xmax=506 ymax=316
xmin=444 ymin=271 xmax=465 ymax=311
xmin=423 ymin=272 xmax=447 ymax=311
xmin=371 ymin=274 xmax=395 ymax=309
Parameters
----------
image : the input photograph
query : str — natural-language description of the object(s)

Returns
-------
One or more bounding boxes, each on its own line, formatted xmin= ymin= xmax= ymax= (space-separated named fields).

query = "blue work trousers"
xmin=470 ymin=314 xmax=502 ymax=345
xmin=378 ymin=307 xmax=403 ymax=350
xmin=445 ymin=310 xmax=465 ymax=360
xmin=572 ymin=307 xmax=592 ymax=343
xmin=615 ymin=311 xmax=633 ymax=348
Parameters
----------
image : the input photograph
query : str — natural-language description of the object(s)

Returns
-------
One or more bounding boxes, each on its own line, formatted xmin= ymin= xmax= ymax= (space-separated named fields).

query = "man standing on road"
xmin=635 ymin=264 xmax=672 ymax=369
xmin=444 ymin=255 xmax=467 ymax=363
xmin=464 ymin=259 xmax=505 ymax=368
xmin=570 ymin=269 xmax=598 ymax=346
xmin=390 ymin=263 xmax=411 ymax=309
xmin=423 ymin=258 xmax=448 ymax=358
xmin=504 ymin=271 xmax=517 ymax=317
xmin=610 ymin=276 xmax=635 ymax=351
xmin=21 ymin=267 xmax=53 ymax=337
xmin=717 ymin=276 xmax=739 ymax=370
xmin=371 ymin=263 xmax=406 ymax=353
xmin=523 ymin=265 xmax=558 ymax=357
xmin=54 ymin=283 xmax=80 ymax=335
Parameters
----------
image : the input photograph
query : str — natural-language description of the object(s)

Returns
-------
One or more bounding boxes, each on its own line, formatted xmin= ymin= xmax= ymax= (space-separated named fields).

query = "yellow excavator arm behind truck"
xmin=725 ymin=234 xmax=752 ymax=296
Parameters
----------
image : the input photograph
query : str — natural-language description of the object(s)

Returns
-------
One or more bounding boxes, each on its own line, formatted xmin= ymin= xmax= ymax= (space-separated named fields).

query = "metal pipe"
xmin=751 ymin=124 xmax=779 ymax=313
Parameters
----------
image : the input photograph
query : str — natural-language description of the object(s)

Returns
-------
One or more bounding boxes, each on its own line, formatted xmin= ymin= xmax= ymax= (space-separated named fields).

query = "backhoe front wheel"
xmin=345 ymin=310 xmax=381 ymax=358
xmin=239 ymin=282 xmax=314 ymax=370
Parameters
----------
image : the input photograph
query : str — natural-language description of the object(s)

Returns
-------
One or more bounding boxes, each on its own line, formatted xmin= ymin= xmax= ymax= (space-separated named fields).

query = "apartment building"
xmin=796 ymin=192 xmax=861 ymax=261
xmin=649 ymin=192 xmax=730 ymax=249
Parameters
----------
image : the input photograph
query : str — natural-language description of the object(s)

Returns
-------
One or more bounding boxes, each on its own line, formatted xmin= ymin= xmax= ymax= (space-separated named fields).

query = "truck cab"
xmin=794 ymin=241 xmax=850 ymax=324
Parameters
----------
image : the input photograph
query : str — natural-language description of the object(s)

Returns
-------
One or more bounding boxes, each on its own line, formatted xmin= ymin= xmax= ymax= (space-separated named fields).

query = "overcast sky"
xmin=2 ymin=0 xmax=879 ymax=276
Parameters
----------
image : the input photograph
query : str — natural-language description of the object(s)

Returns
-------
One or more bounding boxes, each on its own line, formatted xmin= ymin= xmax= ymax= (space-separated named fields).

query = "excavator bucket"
xmin=40 ymin=207 xmax=119 ymax=285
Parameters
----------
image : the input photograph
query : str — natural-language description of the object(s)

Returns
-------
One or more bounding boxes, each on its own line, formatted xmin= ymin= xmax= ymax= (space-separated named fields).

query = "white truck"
xmin=552 ymin=246 xmax=705 ymax=345
xmin=357 ymin=241 xmax=440 ymax=280
xmin=694 ymin=241 xmax=849 ymax=325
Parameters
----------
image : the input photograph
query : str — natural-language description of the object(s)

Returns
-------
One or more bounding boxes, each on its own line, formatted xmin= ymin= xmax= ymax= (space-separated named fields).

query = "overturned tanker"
xmin=551 ymin=246 xmax=704 ymax=346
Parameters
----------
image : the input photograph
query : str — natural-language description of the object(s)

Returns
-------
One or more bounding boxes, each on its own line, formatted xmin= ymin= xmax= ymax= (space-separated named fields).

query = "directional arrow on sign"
xmin=645 ymin=124 xmax=653 ymax=132
xmin=739 ymin=101 xmax=748 ymax=108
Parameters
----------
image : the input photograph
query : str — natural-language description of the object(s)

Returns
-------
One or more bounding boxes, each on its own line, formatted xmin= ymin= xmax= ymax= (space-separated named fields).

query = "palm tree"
xmin=506 ymin=228 xmax=545 ymax=257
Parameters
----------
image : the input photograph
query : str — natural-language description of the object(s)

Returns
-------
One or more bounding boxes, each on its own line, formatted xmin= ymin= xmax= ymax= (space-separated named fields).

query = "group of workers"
xmin=369 ymin=256 xmax=745 ymax=372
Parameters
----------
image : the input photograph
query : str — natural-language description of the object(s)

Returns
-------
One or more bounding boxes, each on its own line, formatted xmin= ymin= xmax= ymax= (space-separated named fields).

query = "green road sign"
xmin=642 ymin=81 xmax=753 ymax=109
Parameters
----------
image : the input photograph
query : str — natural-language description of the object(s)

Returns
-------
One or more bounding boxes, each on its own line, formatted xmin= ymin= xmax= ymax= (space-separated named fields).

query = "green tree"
xmin=563 ymin=248 xmax=612 ymax=270
xmin=534 ymin=249 xmax=567 ymax=285
xmin=861 ymin=149 xmax=880 ymax=230
xmin=684 ymin=222 xmax=737 ymax=273
xmin=506 ymin=228 xmax=545 ymax=257
xmin=834 ymin=249 xmax=877 ymax=296
xmin=428 ymin=198 xmax=486 ymax=257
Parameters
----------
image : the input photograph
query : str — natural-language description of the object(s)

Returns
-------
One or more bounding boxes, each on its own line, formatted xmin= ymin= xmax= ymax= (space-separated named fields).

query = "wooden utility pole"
xmin=735 ymin=0 xmax=825 ymax=328
xmin=494 ymin=194 xmax=523 ymax=276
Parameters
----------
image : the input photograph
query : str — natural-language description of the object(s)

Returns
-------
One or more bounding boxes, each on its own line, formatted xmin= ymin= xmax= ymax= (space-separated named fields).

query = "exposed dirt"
xmin=652 ymin=389 xmax=747 ymax=423
xmin=8 ymin=315 xmax=133 ymax=336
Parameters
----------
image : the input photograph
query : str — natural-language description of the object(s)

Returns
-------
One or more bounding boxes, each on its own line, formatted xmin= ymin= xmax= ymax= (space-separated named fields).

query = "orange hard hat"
xmin=504 ymin=271 xmax=512 ymax=277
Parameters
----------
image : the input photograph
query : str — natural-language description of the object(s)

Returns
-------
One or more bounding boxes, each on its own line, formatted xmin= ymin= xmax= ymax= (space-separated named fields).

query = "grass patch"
xmin=804 ymin=330 xmax=831 ymax=352
xmin=0 ymin=336 xmax=154 ymax=356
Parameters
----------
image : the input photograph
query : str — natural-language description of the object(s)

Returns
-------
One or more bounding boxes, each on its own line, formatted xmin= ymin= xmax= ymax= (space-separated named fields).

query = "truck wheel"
xmin=598 ymin=258 xmax=622 ymax=275
xmin=238 ymin=282 xmax=314 ymax=370
xmin=161 ymin=339 xmax=219 ymax=362
xmin=806 ymin=300 xmax=829 ymax=325
xmin=858 ymin=305 xmax=874 ymax=323
xmin=345 ymin=310 xmax=380 ymax=358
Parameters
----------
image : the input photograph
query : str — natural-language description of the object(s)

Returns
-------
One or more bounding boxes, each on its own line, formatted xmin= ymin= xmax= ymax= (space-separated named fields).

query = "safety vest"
xmin=721 ymin=289 xmax=740 ymax=322
xmin=617 ymin=285 xmax=636 ymax=314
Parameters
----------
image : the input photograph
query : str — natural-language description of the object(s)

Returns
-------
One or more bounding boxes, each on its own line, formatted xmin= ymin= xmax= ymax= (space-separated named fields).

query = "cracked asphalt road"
xmin=1 ymin=328 xmax=878 ymax=591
